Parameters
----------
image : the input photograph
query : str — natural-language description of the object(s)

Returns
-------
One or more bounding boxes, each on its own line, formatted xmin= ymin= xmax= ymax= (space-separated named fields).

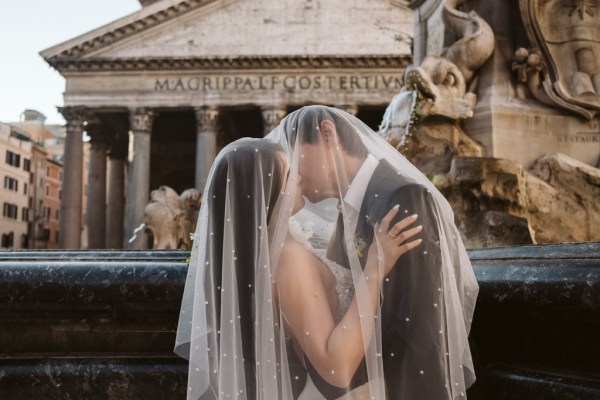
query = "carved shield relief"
xmin=520 ymin=0 xmax=600 ymax=119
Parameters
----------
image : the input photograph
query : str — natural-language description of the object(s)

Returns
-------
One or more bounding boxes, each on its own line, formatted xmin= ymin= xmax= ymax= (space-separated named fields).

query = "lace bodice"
xmin=313 ymin=250 xmax=354 ymax=323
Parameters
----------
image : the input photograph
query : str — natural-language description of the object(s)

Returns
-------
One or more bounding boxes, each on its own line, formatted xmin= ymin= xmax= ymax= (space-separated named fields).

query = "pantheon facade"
xmin=42 ymin=0 xmax=412 ymax=249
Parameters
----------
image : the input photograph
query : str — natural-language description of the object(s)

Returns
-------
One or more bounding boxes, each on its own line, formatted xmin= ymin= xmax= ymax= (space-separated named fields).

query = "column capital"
xmin=58 ymin=106 xmax=87 ymax=134
xmin=129 ymin=108 xmax=155 ymax=133
xmin=335 ymin=104 xmax=359 ymax=116
xmin=194 ymin=106 xmax=219 ymax=133
xmin=261 ymin=106 xmax=287 ymax=135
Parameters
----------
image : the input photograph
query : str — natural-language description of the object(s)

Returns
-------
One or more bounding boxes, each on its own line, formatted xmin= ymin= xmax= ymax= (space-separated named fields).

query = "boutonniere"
xmin=353 ymin=234 xmax=367 ymax=258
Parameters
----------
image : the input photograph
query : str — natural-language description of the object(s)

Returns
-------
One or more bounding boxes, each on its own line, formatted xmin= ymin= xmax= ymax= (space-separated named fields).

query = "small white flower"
xmin=288 ymin=217 xmax=314 ymax=248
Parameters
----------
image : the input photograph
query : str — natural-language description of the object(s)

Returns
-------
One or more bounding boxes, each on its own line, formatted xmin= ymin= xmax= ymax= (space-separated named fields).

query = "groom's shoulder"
xmin=371 ymin=161 xmax=430 ymax=197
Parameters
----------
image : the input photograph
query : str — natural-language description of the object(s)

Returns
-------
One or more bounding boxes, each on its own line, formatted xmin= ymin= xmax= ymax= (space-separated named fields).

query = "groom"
xmin=288 ymin=106 xmax=467 ymax=399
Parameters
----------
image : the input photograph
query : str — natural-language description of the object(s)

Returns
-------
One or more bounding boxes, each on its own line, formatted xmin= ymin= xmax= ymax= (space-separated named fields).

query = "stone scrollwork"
xmin=517 ymin=0 xmax=600 ymax=119
xmin=143 ymin=186 xmax=202 ymax=250
xmin=58 ymin=106 xmax=87 ymax=135
xmin=129 ymin=108 xmax=155 ymax=133
xmin=194 ymin=106 xmax=219 ymax=134
xmin=261 ymin=106 xmax=287 ymax=135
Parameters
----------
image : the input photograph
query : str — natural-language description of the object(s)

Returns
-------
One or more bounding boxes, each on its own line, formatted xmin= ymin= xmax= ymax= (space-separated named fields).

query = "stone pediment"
xmin=41 ymin=0 xmax=412 ymax=71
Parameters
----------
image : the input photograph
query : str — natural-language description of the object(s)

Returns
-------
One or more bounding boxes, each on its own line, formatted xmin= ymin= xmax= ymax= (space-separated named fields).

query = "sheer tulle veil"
xmin=175 ymin=106 xmax=479 ymax=399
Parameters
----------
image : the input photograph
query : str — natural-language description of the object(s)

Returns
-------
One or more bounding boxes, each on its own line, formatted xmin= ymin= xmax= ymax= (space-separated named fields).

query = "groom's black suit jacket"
xmin=314 ymin=159 xmax=450 ymax=400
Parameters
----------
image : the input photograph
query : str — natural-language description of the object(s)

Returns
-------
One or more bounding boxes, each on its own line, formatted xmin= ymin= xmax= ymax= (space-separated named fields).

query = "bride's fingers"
xmin=397 ymin=238 xmax=422 ymax=255
xmin=393 ymin=224 xmax=423 ymax=244
xmin=379 ymin=204 xmax=400 ymax=233
xmin=387 ymin=214 xmax=418 ymax=237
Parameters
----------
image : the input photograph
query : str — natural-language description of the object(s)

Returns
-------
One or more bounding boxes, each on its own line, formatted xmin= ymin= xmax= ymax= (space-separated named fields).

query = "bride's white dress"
xmin=298 ymin=250 xmax=354 ymax=400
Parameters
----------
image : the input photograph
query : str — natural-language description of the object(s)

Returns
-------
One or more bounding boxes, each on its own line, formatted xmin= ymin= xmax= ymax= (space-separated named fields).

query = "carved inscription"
xmin=154 ymin=75 xmax=402 ymax=92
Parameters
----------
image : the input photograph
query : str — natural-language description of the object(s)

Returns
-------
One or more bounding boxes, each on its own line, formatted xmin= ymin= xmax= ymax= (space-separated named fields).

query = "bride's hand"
xmin=367 ymin=205 xmax=422 ymax=277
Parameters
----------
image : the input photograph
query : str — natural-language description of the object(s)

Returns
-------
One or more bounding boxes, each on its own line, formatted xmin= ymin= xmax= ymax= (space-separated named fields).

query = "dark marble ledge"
xmin=485 ymin=363 xmax=600 ymax=399
xmin=0 ymin=357 xmax=188 ymax=400
xmin=0 ymin=261 xmax=187 ymax=282
xmin=0 ymin=354 xmax=184 ymax=362
xmin=0 ymin=249 xmax=189 ymax=262
xmin=468 ymin=242 xmax=600 ymax=260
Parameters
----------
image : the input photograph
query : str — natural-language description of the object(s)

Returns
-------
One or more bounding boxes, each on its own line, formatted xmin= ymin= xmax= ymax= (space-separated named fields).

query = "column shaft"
xmin=106 ymin=158 xmax=125 ymax=248
xmin=126 ymin=108 xmax=154 ymax=249
xmin=194 ymin=107 xmax=219 ymax=191
xmin=58 ymin=107 xmax=86 ymax=249
xmin=86 ymin=118 xmax=108 ymax=249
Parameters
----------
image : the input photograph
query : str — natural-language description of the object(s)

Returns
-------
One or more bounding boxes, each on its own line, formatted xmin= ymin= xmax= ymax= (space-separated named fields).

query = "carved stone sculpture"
xmin=143 ymin=186 xmax=201 ymax=250
xmin=438 ymin=153 xmax=600 ymax=247
xmin=380 ymin=0 xmax=494 ymax=175
xmin=382 ymin=0 xmax=600 ymax=247
xmin=516 ymin=0 xmax=600 ymax=119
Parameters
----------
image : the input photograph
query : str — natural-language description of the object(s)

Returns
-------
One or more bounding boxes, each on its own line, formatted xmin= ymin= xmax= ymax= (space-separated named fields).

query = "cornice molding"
xmin=48 ymin=55 xmax=411 ymax=73
xmin=48 ymin=0 xmax=217 ymax=60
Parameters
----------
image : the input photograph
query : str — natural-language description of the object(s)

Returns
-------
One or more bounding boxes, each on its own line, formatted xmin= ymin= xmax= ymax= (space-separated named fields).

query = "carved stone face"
xmin=402 ymin=55 xmax=474 ymax=121
xmin=405 ymin=55 xmax=467 ymax=102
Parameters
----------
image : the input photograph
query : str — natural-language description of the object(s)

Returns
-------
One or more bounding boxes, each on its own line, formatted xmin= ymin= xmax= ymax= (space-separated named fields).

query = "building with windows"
xmin=0 ymin=124 xmax=32 ymax=249
xmin=9 ymin=110 xmax=83 ymax=249
xmin=41 ymin=0 xmax=413 ymax=249
xmin=42 ymin=159 xmax=63 ymax=249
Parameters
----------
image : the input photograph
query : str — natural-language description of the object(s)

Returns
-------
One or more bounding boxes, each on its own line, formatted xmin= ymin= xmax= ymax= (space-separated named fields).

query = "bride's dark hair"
xmin=204 ymin=138 xmax=286 ymax=396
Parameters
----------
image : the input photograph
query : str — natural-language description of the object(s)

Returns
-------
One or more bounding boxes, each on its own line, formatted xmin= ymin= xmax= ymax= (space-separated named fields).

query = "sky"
xmin=0 ymin=0 xmax=141 ymax=125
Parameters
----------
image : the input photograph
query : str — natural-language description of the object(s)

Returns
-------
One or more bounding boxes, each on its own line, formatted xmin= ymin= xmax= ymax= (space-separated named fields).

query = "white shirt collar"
xmin=343 ymin=154 xmax=379 ymax=215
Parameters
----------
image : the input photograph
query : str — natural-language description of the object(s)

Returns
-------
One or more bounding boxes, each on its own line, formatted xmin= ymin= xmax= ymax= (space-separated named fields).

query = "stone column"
xmin=58 ymin=106 xmax=86 ymax=249
xmin=194 ymin=106 xmax=219 ymax=191
xmin=126 ymin=108 xmax=155 ymax=249
xmin=261 ymin=106 xmax=287 ymax=135
xmin=335 ymin=104 xmax=359 ymax=116
xmin=85 ymin=116 xmax=108 ymax=249
xmin=106 ymin=126 xmax=128 ymax=249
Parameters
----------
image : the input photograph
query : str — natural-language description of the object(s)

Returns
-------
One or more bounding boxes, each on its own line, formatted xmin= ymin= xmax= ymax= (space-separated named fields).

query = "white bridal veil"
xmin=175 ymin=106 xmax=479 ymax=399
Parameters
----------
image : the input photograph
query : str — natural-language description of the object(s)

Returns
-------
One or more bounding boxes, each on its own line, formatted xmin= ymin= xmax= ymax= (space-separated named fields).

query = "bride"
xmin=175 ymin=107 xmax=479 ymax=400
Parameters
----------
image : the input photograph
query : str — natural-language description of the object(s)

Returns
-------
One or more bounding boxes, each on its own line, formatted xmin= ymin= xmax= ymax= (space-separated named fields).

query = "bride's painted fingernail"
xmin=417 ymin=225 xmax=423 ymax=230
xmin=393 ymin=204 xmax=400 ymax=209
xmin=411 ymin=213 xmax=418 ymax=218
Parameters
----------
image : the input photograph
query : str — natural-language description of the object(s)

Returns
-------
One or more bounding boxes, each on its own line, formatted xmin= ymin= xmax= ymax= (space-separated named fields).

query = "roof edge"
xmin=47 ymin=55 xmax=413 ymax=73
xmin=40 ymin=0 xmax=218 ymax=60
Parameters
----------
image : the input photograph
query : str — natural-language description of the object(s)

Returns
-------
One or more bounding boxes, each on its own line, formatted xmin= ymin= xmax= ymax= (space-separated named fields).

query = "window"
xmin=21 ymin=207 xmax=29 ymax=222
xmin=23 ymin=158 xmax=31 ymax=172
xmin=45 ymin=185 xmax=49 ymax=196
xmin=46 ymin=166 xmax=50 ymax=176
xmin=5 ymin=151 xmax=21 ymax=168
xmin=3 ymin=176 xmax=18 ymax=192
xmin=59 ymin=171 xmax=63 ymax=181
xmin=2 ymin=203 xmax=18 ymax=219
xmin=1 ymin=232 xmax=14 ymax=248
xmin=55 ymin=209 xmax=60 ymax=220
xmin=24 ymin=183 xmax=27 ymax=195
xmin=21 ymin=234 xmax=28 ymax=248
xmin=44 ymin=206 xmax=50 ymax=221
xmin=58 ymin=190 xmax=62 ymax=200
